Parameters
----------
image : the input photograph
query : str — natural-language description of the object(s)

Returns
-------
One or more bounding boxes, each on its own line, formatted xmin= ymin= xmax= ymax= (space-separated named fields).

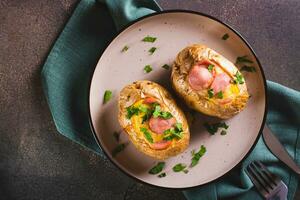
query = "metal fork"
xmin=246 ymin=161 xmax=288 ymax=200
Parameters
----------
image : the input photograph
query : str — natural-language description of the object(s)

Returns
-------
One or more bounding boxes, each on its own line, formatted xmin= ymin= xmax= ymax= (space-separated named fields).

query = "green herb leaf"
xmin=142 ymin=36 xmax=157 ymax=43
xmin=112 ymin=143 xmax=128 ymax=157
xmin=148 ymin=47 xmax=157 ymax=55
xmin=126 ymin=106 xmax=140 ymax=119
xmin=149 ymin=162 xmax=165 ymax=174
xmin=158 ymin=172 xmax=166 ymax=178
xmin=172 ymin=163 xmax=187 ymax=172
xmin=220 ymin=130 xmax=227 ymax=135
xmin=222 ymin=33 xmax=229 ymax=40
xmin=152 ymin=105 xmax=161 ymax=118
xmin=103 ymin=90 xmax=112 ymax=104
xmin=138 ymin=105 xmax=148 ymax=113
xmin=183 ymin=169 xmax=189 ymax=174
xmin=140 ymin=127 xmax=153 ymax=143
xmin=162 ymin=64 xmax=170 ymax=70
xmin=113 ymin=131 xmax=120 ymax=142
xmin=208 ymin=89 xmax=214 ymax=98
xmin=175 ymin=123 xmax=183 ymax=130
xmin=208 ymin=64 xmax=214 ymax=72
xmin=163 ymin=123 xmax=184 ymax=140
xmin=236 ymin=56 xmax=253 ymax=64
xmin=204 ymin=122 xmax=229 ymax=135
xmin=144 ymin=65 xmax=153 ymax=73
xmin=217 ymin=91 xmax=223 ymax=99
xmin=160 ymin=111 xmax=173 ymax=119
xmin=240 ymin=66 xmax=256 ymax=72
xmin=190 ymin=145 xmax=206 ymax=167
xmin=233 ymin=71 xmax=245 ymax=84
xmin=121 ymin=45 xmax=129 ymax=52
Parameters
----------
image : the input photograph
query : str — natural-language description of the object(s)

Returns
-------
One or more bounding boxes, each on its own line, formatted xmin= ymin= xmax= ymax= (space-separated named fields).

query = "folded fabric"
xmin=41 ymin=0 xmax=299 ymax=199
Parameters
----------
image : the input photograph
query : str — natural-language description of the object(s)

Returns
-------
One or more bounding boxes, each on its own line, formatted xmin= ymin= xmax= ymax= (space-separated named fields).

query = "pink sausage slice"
xmin=151 ymin=140 xmax=172 ymax=150
xmin=188 ymin=64 xmax=213 ymax=90
xmin=149 ymin=117 xmax=176 ymax=134
xmin=143 ymin=97 xmax=157 ymax=104
xmin=211 ymin=73 xmax=231 ymax=93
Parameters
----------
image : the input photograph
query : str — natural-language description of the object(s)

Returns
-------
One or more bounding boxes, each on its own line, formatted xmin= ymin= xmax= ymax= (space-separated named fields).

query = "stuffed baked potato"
xmin=118 ymin=80 xmax=189 ymax=160
xmin=171 ymin=44 xmax=249 ymax=119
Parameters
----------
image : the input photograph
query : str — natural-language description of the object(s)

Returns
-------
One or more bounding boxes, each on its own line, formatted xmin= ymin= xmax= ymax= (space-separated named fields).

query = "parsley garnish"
xmin=121 ymin=45 xmax=129 ymax=52
xmin=142 ymin=36 xmax=157 ymax=43
xmin=126 ymin=106 xmax=140 ymax=119
xmin=158 ymin=172 xmax=166 ymax=178
xmin=208 ymin=89 xmax=214 ymax=98
xmin=208 ymin=64 xmax=214 ymax=72
xmin=172 ymin=163 xmax=187 ymax=172
xmin=222 ymin=33 xmax=229 ymax=40
xmin=148 ymin=47 xmax=157 ymax=55
xmin=144 ymin=65 xmax=153 ymax=73
xmin=149 ymin=162 xmax=165 ymax=174
xmin=112 ymin=142 xmax=128 ymax=157
xmin=163 ymin=123 xmax=183 ymax=140
xmin=152 ymin=105 xmax=173 ymax=119
xmin=162 ymin=64 xmax=170 ymax=70
xmin=103 ymin=90 xmax=112 ymax=104
xmin=236 ymin=56 xmax=253 ymax=64
xmin=220 ymin=130 xmax=227 ymax=135
xmin=217 ymin=91 xmax=223 ymax=99
xmin=113 ymin=131 xmax=120 ymax=142
xmin=204 ymin=122 xmax=229 ymax=135
xmin=240 ymin=66 xmax=256 ymax=72
xmin=233 ymin=71 xmax=245 ymax=84
xmin=140 ymin=127 xmax=153 ymax=143
xmin=190 ymin=145 xmax=206 ymax=167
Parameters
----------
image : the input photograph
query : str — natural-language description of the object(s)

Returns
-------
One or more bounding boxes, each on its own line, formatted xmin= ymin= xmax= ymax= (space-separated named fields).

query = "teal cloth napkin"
xmin=41 ymin=0 xmax=300 ymax=199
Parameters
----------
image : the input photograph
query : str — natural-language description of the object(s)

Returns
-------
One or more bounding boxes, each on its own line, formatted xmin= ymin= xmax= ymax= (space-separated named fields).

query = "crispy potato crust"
xmin=118 ymin=80 xmax=190 ymax=160
xmin=171 ymin=44 xmax=249 ymax=119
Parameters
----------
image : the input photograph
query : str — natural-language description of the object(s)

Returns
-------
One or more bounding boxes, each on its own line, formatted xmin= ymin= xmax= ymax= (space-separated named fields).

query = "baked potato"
xmin=171 ymin=44 xmax=249 ymax=119
xmin=118 ymin=80 xmax=190 ymax=160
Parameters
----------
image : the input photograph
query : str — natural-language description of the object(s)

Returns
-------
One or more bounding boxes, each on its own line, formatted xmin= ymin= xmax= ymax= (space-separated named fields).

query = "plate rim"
xmin=88 ymin=9 xmax=268 ymax=190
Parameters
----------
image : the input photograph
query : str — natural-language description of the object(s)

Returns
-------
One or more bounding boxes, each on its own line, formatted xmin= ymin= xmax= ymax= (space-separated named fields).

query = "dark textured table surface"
xmin=1 ymin=0 xmax=299 ymax=199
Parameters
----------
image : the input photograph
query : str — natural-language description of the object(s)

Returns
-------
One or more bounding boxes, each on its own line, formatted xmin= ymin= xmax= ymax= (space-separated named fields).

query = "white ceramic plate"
xmin=89 ymin=11 xmax=267 ymax=189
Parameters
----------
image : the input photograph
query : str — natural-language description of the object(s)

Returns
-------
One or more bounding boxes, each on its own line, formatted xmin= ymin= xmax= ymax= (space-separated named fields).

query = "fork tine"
xmin=251 ymin=161 xmax=276 ymax=189
xmin=255 ymin=161 xmax=280 ymax=186
xmin=246 ymin=163 xmax=270 ymax=195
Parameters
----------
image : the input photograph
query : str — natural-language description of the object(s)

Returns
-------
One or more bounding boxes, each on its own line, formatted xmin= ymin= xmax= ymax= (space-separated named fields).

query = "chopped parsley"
xmin=222 ymin=33 xmax=229 ymax=40
xmin=149 ymin=162 xmax=165 ymax=174
xmin=208 ymin=64 xmax=214 ymax=72
xmin=208 ymin=89 xmax=214 ymax=98
xmin=172 ymin=163 xmax=187 ymax=172
xmin=148 ymin=47 xmax=157 ymax=55
xmin=221 ymin=130 xmax=227 ymax=135
xmin=113 ymin=131 xmax=120 ymax=142
xmin=183 ymin=169 xmax=189 ymax=174
xmin=204 ymin=122 xmax=229 ymax=135
xmin=217 ymin=91 xmax=223 ymax=99
xmin=126 ymin=106 xmax=140 ymax=119
xmin=190 ymin=145 xmax=206 ymax=167
xmin=162 ymin=64 xmax=170 ymax=70
xmin=236 ymin=56 xmax=253 ymax=64
xmin=103 ymin=90 xmax=113 ymax=104
xmin=163 ymin=123 xmax=183 ymax=140
xmin=140 ymin=127 xmax=153 ymax=143
xmin=112 ymin=142 xmax=128 ymax=157
xmin=144 ymin=65 xmax=153 ymax=73
xmin=152 ymin=105 xmax=173 ymax=119
xmin=240 ymin=66 xmax=256 ymax=72
xmin=233 ymin=71 xmax=245 ymax=84
xmin=142 ymin=36 xmax=157 ymax=43
xmin=121 ymin=45 xmax=129 ymax=52
xmin=158 ymin=172 xmax=166 ymax=178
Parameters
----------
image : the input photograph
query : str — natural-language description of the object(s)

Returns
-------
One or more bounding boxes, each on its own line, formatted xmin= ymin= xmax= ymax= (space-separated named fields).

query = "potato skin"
xmin=118 ymin=80 xmax=190 ymax=160
xmin=171 ymin=44 xmax=249 ymax=119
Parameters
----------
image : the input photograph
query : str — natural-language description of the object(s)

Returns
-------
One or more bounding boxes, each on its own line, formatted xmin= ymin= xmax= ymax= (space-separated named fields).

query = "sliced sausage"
xmin=149 ymin=117 xmax=176 ymax=134
xmin=150 ymin=140 xmax=172 ymax=150
xmin=211 ymin=73 xmax=231 ymax=93
xmin=188 ymin=64 xmax=213 ymax=90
